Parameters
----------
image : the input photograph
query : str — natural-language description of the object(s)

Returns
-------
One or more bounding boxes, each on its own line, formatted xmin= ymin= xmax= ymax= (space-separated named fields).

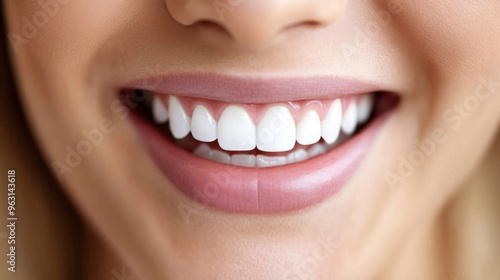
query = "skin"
xmin=3 ymin=0 xmax=500 ymax=279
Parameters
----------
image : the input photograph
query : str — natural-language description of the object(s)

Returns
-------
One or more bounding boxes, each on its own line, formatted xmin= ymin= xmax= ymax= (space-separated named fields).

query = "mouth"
xmin=124 ymin=74 xmax=398 ymax=214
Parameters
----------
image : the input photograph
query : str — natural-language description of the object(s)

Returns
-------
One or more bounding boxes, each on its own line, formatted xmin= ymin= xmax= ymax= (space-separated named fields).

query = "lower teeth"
xmin=193 ymin=137 xmax=346 ymax=168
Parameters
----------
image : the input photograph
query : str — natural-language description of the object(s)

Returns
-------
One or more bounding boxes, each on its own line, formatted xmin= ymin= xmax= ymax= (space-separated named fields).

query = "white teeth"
xmin=287 ymin=149 xmax=309 ymax=164
xmin=155 ymin=94 xmax=375 ymax=162
xmin=193 ymin=143 xmax=334 ymax=167
xmin=168 ymin=96 xmax=191 ymax=139
xmin=194 ymin=143 xmax=212 ymax=159
xmin=152 ymin=96 xmax=169 ymax=124
xmin=217 ymin=106 xmax=256 ymax=151
xmin=357 ymin=94 xmax=375 ymax=124
xmin=257 ymin=106 xmax=296 ymax=152
xmin=231 ymin=154 xmax=256 ymax=167
xmin=308 ymin=143 xmax=327 ymax=158
xmin=256 ymin=155 xmax=288 ymax=168
xmin=296 ymin=110 xmax=321 ymax=145
xmin=191 ymin=105 xmax=217 ymax=142
xmin=321 ymin=99 xmax=342 ymax=144
xmin=194 ymin=144 xmax=231 ymax=164
xmin=341 ymin=102 xmax=357 ymax=135
xmin=211 ymin=150 xmax=231 ymax=164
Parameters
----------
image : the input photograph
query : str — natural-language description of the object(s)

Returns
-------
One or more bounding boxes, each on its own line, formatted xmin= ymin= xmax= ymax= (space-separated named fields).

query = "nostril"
xmin=283 ymin=20 xmax=324 ymax=32
xmin=198 ymin=20 xmax=224 ymax=30
xmin=304 ymin=20 xmax=328 ymax=28
xmin=196 ymin=20 xmax=232 ymax=36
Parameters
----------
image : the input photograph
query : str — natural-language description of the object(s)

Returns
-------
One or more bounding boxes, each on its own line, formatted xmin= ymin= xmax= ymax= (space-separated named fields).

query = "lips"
xmin=125 ymin=74 xmax=397 ymax=213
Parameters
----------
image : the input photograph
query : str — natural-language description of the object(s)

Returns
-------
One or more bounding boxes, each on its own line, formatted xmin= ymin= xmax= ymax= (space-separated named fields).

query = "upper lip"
xmin=128 ymin=73 xmax=387 ymax=103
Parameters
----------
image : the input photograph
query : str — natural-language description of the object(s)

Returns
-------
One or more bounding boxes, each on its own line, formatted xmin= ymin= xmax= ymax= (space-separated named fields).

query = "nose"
xmin=166 ymin=0 xmax=346 ymax=48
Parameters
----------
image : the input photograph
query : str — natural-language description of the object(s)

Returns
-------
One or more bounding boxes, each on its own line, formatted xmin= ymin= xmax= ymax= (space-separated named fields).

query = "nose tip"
xmin=166 ymin=0 xmax=346 ymax=48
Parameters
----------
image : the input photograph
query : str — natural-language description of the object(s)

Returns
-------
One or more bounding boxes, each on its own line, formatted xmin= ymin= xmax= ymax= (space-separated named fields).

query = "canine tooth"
xmin=321 ymin=99 xmax=342 ymax=144
xmin=308 ymin=143 xmax=327 ymax=158
xmin=257 ymin=106 xmax=296 ymax=152
xmin=256 ymin=155 xmax=288 ymax=168
xmin=211 ymin=150 xmax=231 ymax=164
xmin=357 ymin=94 xmax=375 ymax=124
xmin=194 ymin=144 xmax=212 ymax=160
xmin=191 ymin=105 xmax=217 ymax=142
xmin=287 ymin=149 xmax=309 ymax=164
xmin=217 ymin=106 xmax=256 ymax=151
xmin=231 ymin=154 xmax=256 ymax=167
xmin=342 ymin=102 xmax=357 ymax=135
xmin=296 ymin=110 xmax=321 ymax=145
xmin=168 ymin=96 xmax=191 ymax=139
xmin=152 ymin=96 xmax=169 ymax=124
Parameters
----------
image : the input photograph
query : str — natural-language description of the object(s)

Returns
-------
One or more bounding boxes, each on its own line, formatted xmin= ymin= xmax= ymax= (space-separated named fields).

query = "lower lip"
xmin=131 ymin=111 xmax=389 ymax=214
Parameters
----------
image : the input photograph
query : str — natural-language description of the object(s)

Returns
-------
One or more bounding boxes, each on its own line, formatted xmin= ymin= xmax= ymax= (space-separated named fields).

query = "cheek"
xmin=387 ymin=1 xmax=500 ymax=78
xmin=378 ymin=0 xmax=500 ymax=144
xmin=5 ymin=1 xmax=81 ymax=103
xmin=5 ymin=1 xmax=127 ymax=90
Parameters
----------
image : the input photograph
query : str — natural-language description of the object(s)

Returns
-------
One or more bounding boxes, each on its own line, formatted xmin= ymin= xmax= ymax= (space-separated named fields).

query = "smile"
xmin=125 ymin=74 xmax=398 ymax=213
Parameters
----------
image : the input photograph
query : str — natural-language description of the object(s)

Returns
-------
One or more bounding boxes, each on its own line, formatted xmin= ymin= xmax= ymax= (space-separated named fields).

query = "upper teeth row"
xmin=152 ymin=95 xmax=374 ymax=152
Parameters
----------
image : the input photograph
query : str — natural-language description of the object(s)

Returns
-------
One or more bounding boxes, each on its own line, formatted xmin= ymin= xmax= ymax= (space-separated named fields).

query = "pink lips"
xmin=131 ymin=73 xmax=385 ymax=103
xmin=127 ymin=74 xmax=391 ymax=214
